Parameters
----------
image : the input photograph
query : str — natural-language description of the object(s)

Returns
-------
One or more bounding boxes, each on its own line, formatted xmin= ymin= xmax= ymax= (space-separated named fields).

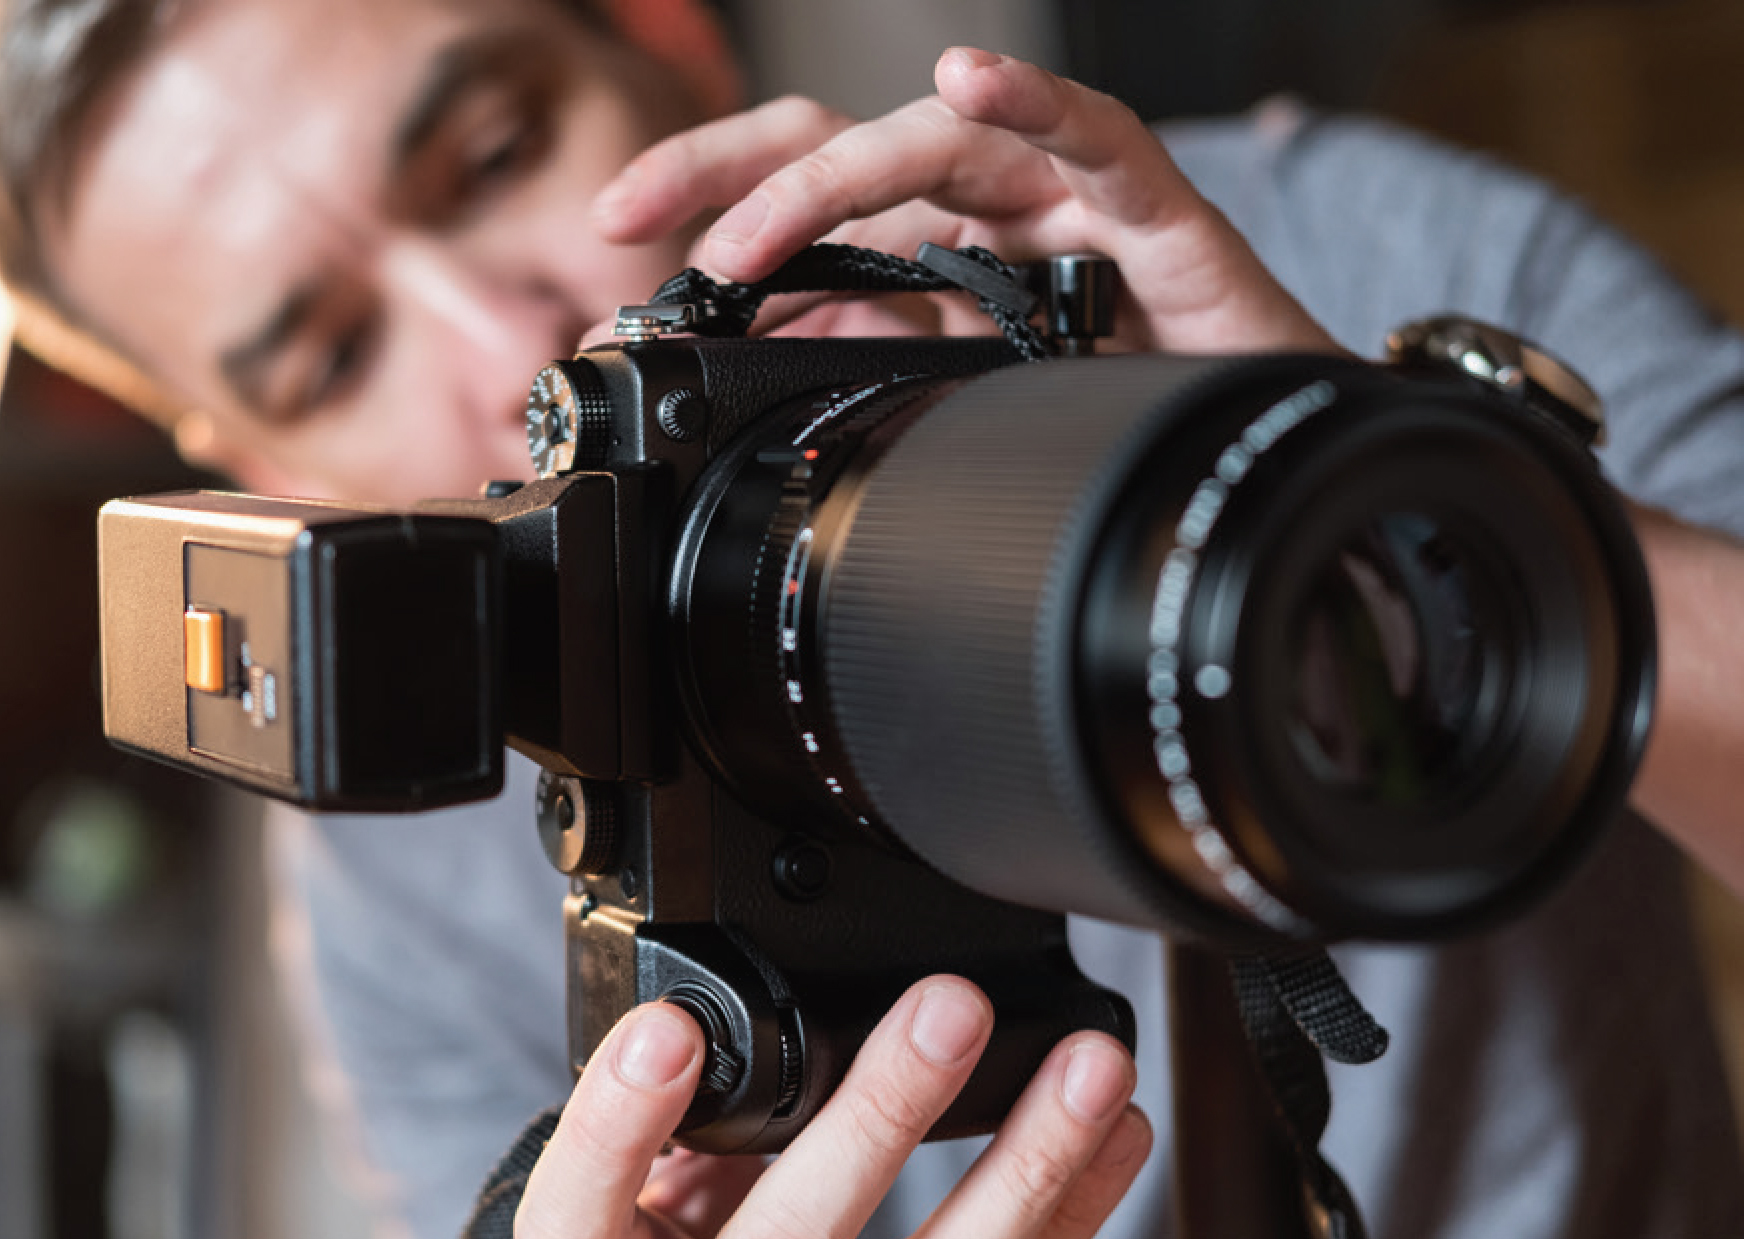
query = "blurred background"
xmin=2 ymin=0 xmax=1741 ymax=1234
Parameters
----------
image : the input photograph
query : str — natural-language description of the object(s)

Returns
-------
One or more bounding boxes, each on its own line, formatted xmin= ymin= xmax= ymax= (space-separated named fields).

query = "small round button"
xmin=772 ymin=836 xmax=833 ymax=901
xmin=658 ymin=388 xmax=708 ymax=443
xmin=536 ymin=771 xmax=619 ymax=876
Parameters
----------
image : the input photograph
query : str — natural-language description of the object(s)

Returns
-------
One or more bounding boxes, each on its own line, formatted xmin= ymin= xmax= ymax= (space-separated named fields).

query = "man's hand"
xmin=592 ymin=48 xmax=1336 ymax=355
xmin=515 ymin=976 xmax=1150 ymax=1239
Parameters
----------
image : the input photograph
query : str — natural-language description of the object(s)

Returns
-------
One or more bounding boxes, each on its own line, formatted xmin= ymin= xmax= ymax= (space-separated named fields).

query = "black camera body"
xmin=98 ymin=285 xmax=1656 ymax=1154
xmin=493 ymin=332 xmax=1141 ymax=1152
xmin=101 ymin=332 xmax=1140 ymax=1152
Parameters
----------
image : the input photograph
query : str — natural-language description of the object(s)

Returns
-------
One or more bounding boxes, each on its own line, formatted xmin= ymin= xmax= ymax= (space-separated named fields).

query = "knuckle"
xmin=633 ymin=129 xmax=704 ymax=185
xmin=778 ymin=150 xmax=856 ymax=215
xmin=898 ymin=94 xmax=957 ymax=131
xmin=1074 ymin=84 xmax=1144 ymax=148
xmin=547 ymin=1100 xmax=645 ymax=1181
xmin=768 ymin=94 xmax=850 ymax=139
xmin=840 ymin=1078 xmax=936 ymax=1157
xmin=908 ymin=99 xmax=972 ymax=151
xmin=998 ymin=1140 xmax=1082 ymax=1212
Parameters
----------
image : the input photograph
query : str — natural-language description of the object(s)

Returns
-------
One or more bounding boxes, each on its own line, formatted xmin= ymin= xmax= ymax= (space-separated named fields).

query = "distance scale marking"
xmin=1145 ymin=379 xmax=1338 ymax=935
xmin=767 ymin=379 xmax=928 ymax=830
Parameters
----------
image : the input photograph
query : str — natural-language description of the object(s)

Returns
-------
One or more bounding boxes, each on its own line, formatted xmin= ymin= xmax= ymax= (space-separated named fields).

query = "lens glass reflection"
xmin=1290 ymin=513 xmax=1494 ymax=804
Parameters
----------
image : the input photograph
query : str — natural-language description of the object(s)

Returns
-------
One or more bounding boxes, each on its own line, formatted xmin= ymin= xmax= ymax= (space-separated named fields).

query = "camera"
xmin=96 ymin=255 xmax=1655 ymax=1154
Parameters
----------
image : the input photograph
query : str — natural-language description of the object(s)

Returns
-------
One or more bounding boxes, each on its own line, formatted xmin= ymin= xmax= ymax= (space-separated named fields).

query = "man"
xmin=3 ymin=0 xmax=1743 ymax=1236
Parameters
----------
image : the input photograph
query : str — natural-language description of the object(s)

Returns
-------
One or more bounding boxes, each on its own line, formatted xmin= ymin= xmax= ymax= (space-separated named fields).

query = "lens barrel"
xmin=673 ymin=353 xmax=1655 ymax=945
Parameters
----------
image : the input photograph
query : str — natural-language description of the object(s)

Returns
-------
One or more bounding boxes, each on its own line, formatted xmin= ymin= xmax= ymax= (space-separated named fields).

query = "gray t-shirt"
xmin=269 ymin=106 xmax=1744 ymax=1239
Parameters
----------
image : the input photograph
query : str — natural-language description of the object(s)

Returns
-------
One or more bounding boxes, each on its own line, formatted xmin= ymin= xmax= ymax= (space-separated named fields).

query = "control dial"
xmin=526 ymin=360 xmax=613 ymax=478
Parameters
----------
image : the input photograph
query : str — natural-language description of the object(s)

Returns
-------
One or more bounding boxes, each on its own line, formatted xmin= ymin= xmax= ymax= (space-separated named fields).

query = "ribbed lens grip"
xmin=823 ymin=355 xmax=1234 ymax=928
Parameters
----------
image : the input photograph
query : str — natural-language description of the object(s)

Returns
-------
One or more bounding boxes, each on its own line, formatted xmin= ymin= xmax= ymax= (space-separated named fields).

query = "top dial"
xmin=525 ymin=359 xmax=613 ymax=478
xmin=526 ymin=363 xmax=580 ymax=478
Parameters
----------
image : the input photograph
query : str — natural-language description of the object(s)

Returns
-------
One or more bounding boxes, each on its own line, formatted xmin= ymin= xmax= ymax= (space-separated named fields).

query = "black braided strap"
xmin=647 ymin=242 xmax=1051 ymax=361
xmin=1230 ymin=951 xmax=1388 ymax=1239
xmin=460 ymin=1105 xmax=562 ymax=1239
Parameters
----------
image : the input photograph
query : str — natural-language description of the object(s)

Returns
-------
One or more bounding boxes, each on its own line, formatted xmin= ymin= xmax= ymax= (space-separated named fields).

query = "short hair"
xmin=0 ymin=0 xmax=177 ymax=410
xmin=1 ymin=0 xmax=168 ymax=305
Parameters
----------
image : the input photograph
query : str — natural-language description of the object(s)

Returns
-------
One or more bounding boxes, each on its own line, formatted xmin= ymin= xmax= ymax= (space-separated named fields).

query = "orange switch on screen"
xmin=184 ymin=608 xmax=226 ymax=694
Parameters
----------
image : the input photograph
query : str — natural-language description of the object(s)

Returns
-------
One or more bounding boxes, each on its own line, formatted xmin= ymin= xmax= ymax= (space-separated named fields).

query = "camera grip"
xmin=566 ymin=896 xmax=1134 ymax=1154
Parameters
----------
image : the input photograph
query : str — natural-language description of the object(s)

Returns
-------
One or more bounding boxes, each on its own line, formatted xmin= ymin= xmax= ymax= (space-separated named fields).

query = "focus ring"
xmin=823 ymin=355 xmax=1251 ymax=930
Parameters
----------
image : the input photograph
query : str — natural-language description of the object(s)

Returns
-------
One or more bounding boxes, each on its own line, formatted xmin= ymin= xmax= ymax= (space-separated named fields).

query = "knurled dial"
xmin=525 ymin=360 xmax=613 ymax=478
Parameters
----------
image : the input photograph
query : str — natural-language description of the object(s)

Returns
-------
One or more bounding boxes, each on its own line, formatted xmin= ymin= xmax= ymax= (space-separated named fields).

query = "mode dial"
xmin=526 ymin=359 xmax=614 ymax=478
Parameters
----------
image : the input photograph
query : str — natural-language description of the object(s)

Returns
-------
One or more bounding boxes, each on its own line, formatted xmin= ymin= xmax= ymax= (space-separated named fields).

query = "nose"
xmin=381 ymin=238 xmax=584 ymax=447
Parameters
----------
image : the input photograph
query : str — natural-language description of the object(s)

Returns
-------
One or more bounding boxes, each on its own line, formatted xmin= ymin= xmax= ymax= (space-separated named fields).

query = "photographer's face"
xmin=47 ymin=0 xmax=710 ymax=500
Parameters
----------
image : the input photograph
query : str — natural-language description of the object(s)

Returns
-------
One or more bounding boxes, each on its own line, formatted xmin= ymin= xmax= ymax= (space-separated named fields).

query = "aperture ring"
xmin=753 ymin=379 xmax=948 ymax=837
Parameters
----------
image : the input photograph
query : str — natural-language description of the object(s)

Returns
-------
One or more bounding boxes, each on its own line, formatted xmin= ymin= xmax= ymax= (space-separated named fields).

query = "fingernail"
xmin=911 ymin=984 xmax=987 ymax=1066
xmin=712 ymin=193 xmax=769 ymax=247
xmin=947 ymin=46 xmax=1003 ymax=71
xmin=618 ymin=1006 xmax=697 ymax=1089
xmin=1061 ymin=1041 xmax=1131 ymax=1124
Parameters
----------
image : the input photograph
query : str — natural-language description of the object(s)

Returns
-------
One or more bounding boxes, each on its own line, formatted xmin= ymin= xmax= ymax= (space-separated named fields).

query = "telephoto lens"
xmin=672 ymin=351 xmax=1654 ymax=946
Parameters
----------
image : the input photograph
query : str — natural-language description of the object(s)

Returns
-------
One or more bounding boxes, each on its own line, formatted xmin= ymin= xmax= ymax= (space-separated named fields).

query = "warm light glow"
xmin=0 ymin=282 xmax=14 ymax=396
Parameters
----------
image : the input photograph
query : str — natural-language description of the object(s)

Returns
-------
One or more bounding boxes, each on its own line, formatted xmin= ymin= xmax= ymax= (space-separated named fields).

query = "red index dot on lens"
xmin=803 ymin=449 xmax=819 ymax=460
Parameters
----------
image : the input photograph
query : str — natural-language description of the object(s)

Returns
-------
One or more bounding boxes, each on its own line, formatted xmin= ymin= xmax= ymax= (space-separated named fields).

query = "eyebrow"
xmin=219 ymin=281 xmax=318 ymax=415
xmin=218 ymin=27 xmax=540 ymax=416
xmin=388 ymin=27 xmax=537 ymax=180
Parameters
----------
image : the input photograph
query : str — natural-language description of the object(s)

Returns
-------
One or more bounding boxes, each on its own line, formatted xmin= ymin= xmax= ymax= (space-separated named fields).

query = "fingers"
xmin=716 ymin=977 xmax=993 ymax=1239
xmin=515 ymin=1002 xmax=704 ymax=1239
xmin=689 ymin=50 xmax=1204 ymax=284
xmin=933 ymin=48 xmax=1197 ymax=230
xmin=639 ymin=1149 xmax=767 ymax=1239
xmin=1039 ymin=1106 xmax=1154 ymax=1239
xmin=916 ymin=1032 xmax=1145 ymax=1239
xmin=593 ymin=95 xmax=855 ymax=244
xmin=696 ymin=96 xmax=1042 ymax=282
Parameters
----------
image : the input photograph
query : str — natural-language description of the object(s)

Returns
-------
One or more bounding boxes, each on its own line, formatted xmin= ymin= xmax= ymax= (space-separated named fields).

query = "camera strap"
xmin=1231 ymin=951 xmax=1389 ymax=1239
xmin=643 ymin=241 xmax=1053 ymax=360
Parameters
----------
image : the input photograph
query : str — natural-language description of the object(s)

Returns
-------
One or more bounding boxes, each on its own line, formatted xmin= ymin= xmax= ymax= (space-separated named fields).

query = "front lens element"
xmin=1289 ymin=513 xmax=1497 ymax=806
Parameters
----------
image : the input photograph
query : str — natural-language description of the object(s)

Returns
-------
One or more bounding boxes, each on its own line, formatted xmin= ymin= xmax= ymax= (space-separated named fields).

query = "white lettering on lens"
xmin=1150 ymin=701 xmax=1181 ymax=730
xmin=1135 ymin=378 xmax=1338 ymax=937
xmin=1216 ymin=442 xmax=1253 ymax=484
xmin=1242 ymin=380 xmax=1335 ymax=455
xmin=1169 ymin=780 xmax=1207 ymax=824
xmin=1195 ymin=665 xmax=1232 ymax=699
xmin=1177 ymin=479 xmax=1227 ymax=549
xmin=1155 ymin=734 xmax=1191 ymax=779
xmin=1150 ymin=549 xmax=1197 ymax=646
xmin=795 ymin=382 xmax=887 ymax=444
